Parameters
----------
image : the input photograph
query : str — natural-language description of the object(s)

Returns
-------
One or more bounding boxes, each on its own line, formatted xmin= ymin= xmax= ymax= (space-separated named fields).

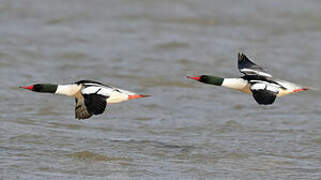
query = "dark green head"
xmin=20 ymin=83 xmax=58 ymax=93
xmin=188 ymin=75 xmax=224 ymax=86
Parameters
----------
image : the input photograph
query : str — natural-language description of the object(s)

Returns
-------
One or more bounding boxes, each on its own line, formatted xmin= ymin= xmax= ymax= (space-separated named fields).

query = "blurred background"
xmin=1 ymin=0 xmax=321 ymax=179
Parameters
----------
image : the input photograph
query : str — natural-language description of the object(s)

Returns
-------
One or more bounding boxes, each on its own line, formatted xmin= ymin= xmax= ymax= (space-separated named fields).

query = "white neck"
xmin=222 ymin=78 xmax=251 ymax=94
xmin=55 ymin=84 xmax=82 ymax=97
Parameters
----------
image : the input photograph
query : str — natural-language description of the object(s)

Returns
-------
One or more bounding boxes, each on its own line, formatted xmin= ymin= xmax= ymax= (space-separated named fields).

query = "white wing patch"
xmin=81 ymin=86 xmax=114 ymax=97
xmin=241 ymin=68 xmax=272 ymax=78
xmin=81 ymin=86 xmax=102 ymax=94
xmin=238 ymin=53 xmax=273 ymax=78
xmin=250 ymin=82 xmax=280 ymax=93
xmin=80 ymin=85 xmax=138 ymax=104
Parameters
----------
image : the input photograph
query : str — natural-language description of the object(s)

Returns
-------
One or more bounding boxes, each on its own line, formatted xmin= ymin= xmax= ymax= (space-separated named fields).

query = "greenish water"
xmin=1 ymin=0 xmax=321 ymax=179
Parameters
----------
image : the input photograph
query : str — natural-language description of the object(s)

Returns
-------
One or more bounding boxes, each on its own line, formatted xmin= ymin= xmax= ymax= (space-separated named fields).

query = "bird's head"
xmin=20 ymin=84 xmax=58 ymax=93
xmin=187 ymin=75 xmax=224 ymax=86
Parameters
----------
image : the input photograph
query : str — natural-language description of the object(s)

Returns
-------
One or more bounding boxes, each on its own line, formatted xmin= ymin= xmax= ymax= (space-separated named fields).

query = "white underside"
xmin=221 ymin=78 xmax=303 ymax=97
xmin=55 ymin=84 xmax=137 ymax=104
xmin=81 ymin=86 xmax=136 ymax=104
xmin=274 ymin=79 xmax=303 ymax=97
xmin=241 ymin=68 xmax=272 ymax=78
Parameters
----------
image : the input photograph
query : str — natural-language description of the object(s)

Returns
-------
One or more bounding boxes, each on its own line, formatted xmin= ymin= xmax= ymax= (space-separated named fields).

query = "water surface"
xmin=1 ymin=0 xmax=321 ymax=179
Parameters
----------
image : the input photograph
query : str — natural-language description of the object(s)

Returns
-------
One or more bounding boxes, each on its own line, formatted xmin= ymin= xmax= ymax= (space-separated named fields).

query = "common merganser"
xmin=20 ymin=80 xmax=150 ymax=119
xmin=188 ymin=53 xmax=309 ymax=105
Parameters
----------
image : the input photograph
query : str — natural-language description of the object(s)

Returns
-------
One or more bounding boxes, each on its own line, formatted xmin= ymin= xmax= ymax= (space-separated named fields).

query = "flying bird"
xmin=20 ymin=80 xmax=150 ymax=119
xmin=188 ymin=53 xmax=309 ymax=105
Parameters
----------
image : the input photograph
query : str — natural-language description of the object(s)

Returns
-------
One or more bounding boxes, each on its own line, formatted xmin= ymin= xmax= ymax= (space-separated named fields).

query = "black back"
xmin=75 ymin=80 xmax=112 ymax=88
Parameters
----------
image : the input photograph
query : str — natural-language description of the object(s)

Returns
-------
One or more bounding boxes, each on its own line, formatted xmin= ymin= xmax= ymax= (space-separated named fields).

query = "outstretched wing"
xmin=74 ymin=85 xmax=109 ymax=120
xmin=238 ymin=53 xmax=272 ymax=78
xmin=250 ymin=82 xmax=279 ymax=105
xmin=83 ymin=93 xmax=107 ymax=115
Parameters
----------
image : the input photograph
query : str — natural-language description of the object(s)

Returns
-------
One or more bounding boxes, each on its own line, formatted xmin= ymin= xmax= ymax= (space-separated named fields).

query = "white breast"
xmin=222 ymin=78 xmax=249 ymax=89
xmin=222 ymin=78 xmax=251 ymax=94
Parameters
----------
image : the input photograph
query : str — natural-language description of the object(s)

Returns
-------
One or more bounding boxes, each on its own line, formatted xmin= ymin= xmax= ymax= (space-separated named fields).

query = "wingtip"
xmin=238 ymin=52 xmax=246 ymax=61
